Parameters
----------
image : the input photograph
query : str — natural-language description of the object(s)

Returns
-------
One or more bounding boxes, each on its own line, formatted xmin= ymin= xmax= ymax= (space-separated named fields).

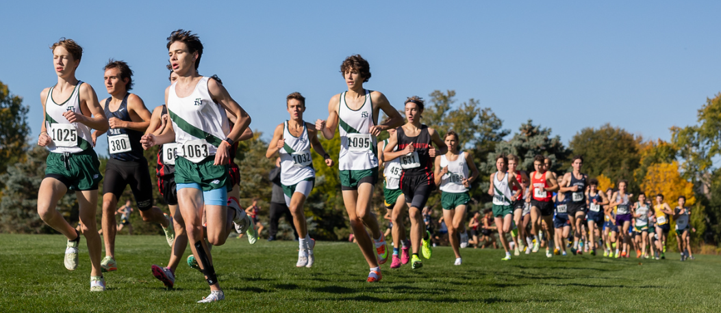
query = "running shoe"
xmin=229 ymin=198 xmax=249 ymax=234
xmin=454 ymin=258 xmax=462 ymax=266
xmin=367 ymin=268 xmax=382 ymax=282
xmin=553 ymin=248 xmax=560 ymax=255
xmin=151 ymin=264 xmax=175 ymax=289
xmin=390 ymin=255 xmax=402 ymax=269
xmin=570 ymin=248 xmax=577 ymax=256
xmin=663 ymin=243 xmax=666 ymax=253
xmin=690 ymin=255 xmax=695 ymax=260
xmin=401 ymin=244 xmax=410 ymax=265
xmin=502 ymin=255 xmax=511 ymax=261
xmin=614 ymin=251 xmax=620 ymax=258
xmin=100 ymin=256 xmax=117 ymax=272
xmin=525 ymin=245 xmax=532 ymax=254
xmin=90 ymin=276 xmax=105 ymax=292
xmin=681 ymin=255 xmax=685 ymax=262
xmin=562 ymin=250 xmax=568 ymax=256
xmin=460 ymin=233 xmax=469 ymax=248
xmin=514 ymin=244 xmax=520 ymax=256
xmin=644 ymin=254 xmax=649 ymax=259
xmin=162 ymin=213 xmax=175 ymax=247
xmin=305 ymin=238 xmax=315 ymax=268
xmin=591 ymin=249 xmax=596 ymax=256
xmin=411 ymin=254 xmax=423 ymax=269
xmin=64 ymin=237 xmax=79 ymax=271
xmin=532 ymin=240 xmax=540 ymax=253
xmin=546 ymin=249 xmax=553 ymax=258
xmin=374 ymin=236 xmax=388 ymax=265
xmin=620 ymin=251 xmax=627 ymax=258
xmin=603 ymin=250 xmax=608 ymax=257
xmin=187 ymin=255 xmax=200 ymax=271
xmin=661 ymin=253 xmax=666 ymax=260
xmin=421 ymin=231 xmax=433 ymax=259
xmin=198 ymin=290 xmax=225 ymax=303
xmin=577 ymin=249 xmax=583 ymax=256
xmin=296 ymin=249 xmax=308 ymax=268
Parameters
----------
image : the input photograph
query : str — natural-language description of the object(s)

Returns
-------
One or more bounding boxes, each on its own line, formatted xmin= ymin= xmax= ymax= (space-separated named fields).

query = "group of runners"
xmin=35 ymin=30 xmax=694 ymax=303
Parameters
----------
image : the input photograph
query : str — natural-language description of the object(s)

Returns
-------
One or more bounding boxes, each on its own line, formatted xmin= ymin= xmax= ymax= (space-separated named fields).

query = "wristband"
xmin=224 ymin=137 xmax=234 ymax=146
xmin=323 ymin=153 xmax=330 ymax=159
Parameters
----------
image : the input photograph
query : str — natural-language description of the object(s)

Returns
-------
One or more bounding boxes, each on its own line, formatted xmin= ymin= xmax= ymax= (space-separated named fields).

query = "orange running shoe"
xmin=374 ymin=236 xmax=388 ymax=265
xmin=367 ymin=268 xmax=382 ymax=282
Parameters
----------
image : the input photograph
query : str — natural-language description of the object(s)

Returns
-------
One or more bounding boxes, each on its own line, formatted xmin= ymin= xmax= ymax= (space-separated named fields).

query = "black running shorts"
xmin=531 ymin=199 xmax=554 ymax=217
xmin=401 ymin=174 xmax=434 ymax=210
xmin=103 ymin=158 xmax=154 ymax=210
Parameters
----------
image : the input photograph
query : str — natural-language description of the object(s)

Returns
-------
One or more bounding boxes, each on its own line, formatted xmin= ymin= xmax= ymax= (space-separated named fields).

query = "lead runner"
xmin=316 ymin=55 xmax=404 ymax=282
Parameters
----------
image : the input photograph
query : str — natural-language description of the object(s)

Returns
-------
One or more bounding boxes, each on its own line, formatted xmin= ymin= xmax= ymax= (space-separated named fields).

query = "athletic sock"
xmin=393 ymin=247 xmax=400 ymax=256
xmin=401 ymin=240 xmax=408 ymax=248
xmin=299 ymin=237 xmax=306 ymax=250
xmin=506 ymin=251 xmax=511 ymax=257
xmin=413 ymin=253 xmax=419 ymax=257
xmin=71 ymin=230 xmax=80 ymax=242
xmin=526 ymin=237 xmax=533 ymax=246
xmin=370 ymin=266 xmax=380 ymax=272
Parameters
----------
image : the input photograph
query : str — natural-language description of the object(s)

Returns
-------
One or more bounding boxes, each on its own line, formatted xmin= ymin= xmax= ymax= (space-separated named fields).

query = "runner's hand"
xmin=62 ymin=110 xmax=86 ymax=124
xmin=325 ymin=157 xmax=334 ymax=167
xmin=429 ymin=147 xmax=437 ymax=158
xmin=140 ymin=134 xmax=156 ymax=150
xmin=109 ymin=117 xmax=124 ymax=129
xmin=214 ymin=141 xmax=231 ymax=165
xmin=369 ymin=125 xmax=382 ymax=136
xmin=404 ymin=144 xmax=415 ymax=154
xmin=315 ymin=119 xmax=325 ymax=131
xmin=91 ymin=131 xmax=98 ymax=145
xmin=276 ymin=138 xmax=285 ymax=150
xmin=161 ymin=115 xmax=169 ymax=128
xmin=38 ymin=133 xmax=51 ymax=147
xmin=441 ymin=166 xmax=449 ymax=176
xmin=571 ymin=185 xmax=579 ymax=192
xmin=462 ymin=178 xmax=470 ymax=188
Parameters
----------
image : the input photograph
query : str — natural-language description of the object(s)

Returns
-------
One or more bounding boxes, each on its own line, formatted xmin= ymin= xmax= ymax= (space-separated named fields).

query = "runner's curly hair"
xmin=167 ymin=29 xmax=204 ymax=70
xmin=50 ymin=38 xmax=83 ymax=61
xmin=104 ymin=59 xmax=134 ymax=91
xmin=340 ymin=55 xmax=371 ymax=82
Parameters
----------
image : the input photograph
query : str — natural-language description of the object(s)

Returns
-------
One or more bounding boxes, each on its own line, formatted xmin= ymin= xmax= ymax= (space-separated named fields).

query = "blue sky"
xmin=1 ymin=1 xmax=719 ymax=156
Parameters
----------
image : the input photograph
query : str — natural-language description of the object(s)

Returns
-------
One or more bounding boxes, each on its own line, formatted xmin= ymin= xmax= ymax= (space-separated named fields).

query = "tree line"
xmin=1 ymin=80 xmax=719 ymax=252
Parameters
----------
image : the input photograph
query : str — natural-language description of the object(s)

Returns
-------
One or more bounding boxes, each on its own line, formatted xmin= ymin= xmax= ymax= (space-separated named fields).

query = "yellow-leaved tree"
xmin=595 ymin=173 xmax=615 ymax=192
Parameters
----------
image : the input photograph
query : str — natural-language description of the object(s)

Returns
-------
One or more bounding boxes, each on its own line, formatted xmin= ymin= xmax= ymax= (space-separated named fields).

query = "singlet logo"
xmin=67 ymin=106 xmax=75 ymax=112
xmin=361 ymin=111 xmax=369 ymax=118
xmin=194 ymin=98 xmax=203 ymax=106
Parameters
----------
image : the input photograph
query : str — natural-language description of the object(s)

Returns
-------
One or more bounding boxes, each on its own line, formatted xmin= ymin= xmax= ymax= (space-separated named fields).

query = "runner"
xmin=610 ymin=181 xmax=633 ymax=258
xmin=552 ymin=192 xmax=571 ymax=256
xmin=480 ymin=210 xmax=498 ymax=249
xmin=585 ymin=178 xmax=608 ymax=256
xmin=632 ymin=193 xmax=651 ymax=258
xmin=116 ymin=200 xmax=134 ymax=235
xmin=240 ymin=199 xmax=264 ymax=240
xmin=378 ymin=128 xmax=410 ymax=269
xmin=37 ymin=38 xmax=108 ymax=291
xmin=266 ymin=92 xmax=334 ymax=268
xmin=383 ymin=96 xmax=446 ymax=269
xmin=652 ymin=194 xmax=672 ymax=259
xmin=141 ymin=30 xmax=252 ymax=302
xmin=435 ymin=130 xmax=479 ymax=265
xmin=91 ymin=60 xmax=173 ymax=273
xmin=315 ymin=55 xmax=404 ymax=282
xmin=559 ymin=156 xmax=588 ymax=255
xmin=488 ymin=154 xmax=523 ymax=260
xmin=507 ymin=154 xmax=530 ymax=254
xmin=527 ymin=155 xmax=559 ymax=257
xmin=467 ymin=211 xmax=481 ymax=248
xmin=674 ymin=196 xmax=691 ymax=261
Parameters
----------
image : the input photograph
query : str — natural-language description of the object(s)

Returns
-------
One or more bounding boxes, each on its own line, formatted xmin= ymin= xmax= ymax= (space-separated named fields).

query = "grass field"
xmin=2 ymin=234 xmax=721 ymax=312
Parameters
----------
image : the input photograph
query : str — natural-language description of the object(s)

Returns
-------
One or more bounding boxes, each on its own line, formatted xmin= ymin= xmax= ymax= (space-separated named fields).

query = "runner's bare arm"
xmin=308 ymin=124 xmax=334 ymax=167
xmin=38 ymin=88 xmax=51 ymax=146
xmin=377 ymin=141 xmax=385 ymax=168
xmin=369 ymin=91 xmax=404 ymax=136
xmin=465 ymin=151 xmax=480 ymax=185
xmin=558 ymin=173 xmax=574 ymax=193
xmin=265 ymin=124 xmax=285 ymax=159
xmin=488 ymin=173 xmax=495 ymax=196
xmin=141 ymin=87 xmax=174 ymax=148
xmin=545 ymin=173 xmax=559 ymax=192
xmin=146 ymin=106 xmax=164 ymax=136
xmin=208 ymin=79 xmax=250 ymax=165
xmin=316 ymin=94 xmax=340 ymax=139
xmin=598 ymin=191 xmax=609 ymax=205
xmin=428 ymin=128 xmax=447 ymax=157
xmin=239 ymin=128 xmax=253 ymax=141
xmin=509 ymin=175 xmax=523 ymax=201
xmin=383 ymin=132 xmax=410 ymax=161
xmin=433 ymin=156 xmax=444 ymax=186
xmin=662 ymin=203 xmax=673 ymax=215
xmin=67 ymin=83 xmax=108 ymax=132
xmin=120 ymin=94 xmax=151 ymax=132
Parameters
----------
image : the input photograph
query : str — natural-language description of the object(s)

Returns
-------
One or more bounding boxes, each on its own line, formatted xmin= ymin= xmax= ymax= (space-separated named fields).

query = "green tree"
xmin=0 ymin=146 xmax=77 ymax=233
xmin=568 ymin=123 xmax=641 ymax=191
xmin=672 ymin=93 xmax=721 ymax=186
xmin=0 ymin=81 xmax=31 ymax=185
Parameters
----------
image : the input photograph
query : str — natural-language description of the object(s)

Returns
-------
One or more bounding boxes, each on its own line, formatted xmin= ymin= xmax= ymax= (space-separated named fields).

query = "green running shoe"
xmin=421 ymin=231 xmax=432 ymax=259
xmin=161 ymin=213 xmax=175 ymax=247
xmin=411 ymin=254 xmax=423 ymax=269
xmin=187 ymin=255 xmax=200 ymax=271
xmin=502 ymin=255 xmax=511 ymax=261
xmin=245 ymin=215 xmax=258 ymax=245
xmin=100 ymin=256 xmax=117 ymax=272
xmin=614 ymin=251 xmax=620 ymax=258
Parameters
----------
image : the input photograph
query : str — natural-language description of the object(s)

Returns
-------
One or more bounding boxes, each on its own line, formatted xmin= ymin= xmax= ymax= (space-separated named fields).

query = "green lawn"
xmin=1 ymin=234 xmax=720 ymax=312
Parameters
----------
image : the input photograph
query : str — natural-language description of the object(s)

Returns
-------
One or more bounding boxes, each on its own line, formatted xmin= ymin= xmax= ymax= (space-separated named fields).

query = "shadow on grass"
xmin=334 ymin=295 xmax=561 ymax=304
xmin=543 ymin=283 xmax=664 ymax=289
xmin=514 ymin=265 xmax=616 ymax=272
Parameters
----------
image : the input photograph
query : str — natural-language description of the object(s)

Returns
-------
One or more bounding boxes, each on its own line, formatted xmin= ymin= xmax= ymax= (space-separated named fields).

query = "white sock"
xmin=370 ymin=266 xmax=380 ymax=272
xmin=526 ymin=237 xmax=533 ymax=246
xmin=305 ymin=234 xmax=312 ymax=249
xmin=299 ymin=237 xmax=306 ymax=250
xmin=506 ymin=251 xmax=511 ymax=257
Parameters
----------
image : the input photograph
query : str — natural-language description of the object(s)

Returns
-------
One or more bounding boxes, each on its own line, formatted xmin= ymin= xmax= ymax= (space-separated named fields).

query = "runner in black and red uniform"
xmin=383 ymin=96 xmax=446 ymax=270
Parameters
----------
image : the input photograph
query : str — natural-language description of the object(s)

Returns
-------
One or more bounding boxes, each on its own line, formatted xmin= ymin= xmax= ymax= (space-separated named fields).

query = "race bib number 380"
xmin=181 ymin=139 xmax=210 ymax=163
xmin=347 ymin=134 xmax=372 ymax=152
xmin=108 ymin=134 xmax=132 ymax=154
xmin=51 ymin=124 xmax=77 ymax=147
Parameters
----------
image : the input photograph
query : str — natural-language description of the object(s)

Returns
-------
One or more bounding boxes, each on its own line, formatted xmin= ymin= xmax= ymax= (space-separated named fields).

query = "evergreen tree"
xmin=0 ymin=81 xmax=31 ymax=188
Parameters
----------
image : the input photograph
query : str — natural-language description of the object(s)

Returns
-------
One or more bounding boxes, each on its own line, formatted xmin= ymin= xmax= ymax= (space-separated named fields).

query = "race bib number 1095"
xmin=347 ymin=134 xmax=372 ymax=152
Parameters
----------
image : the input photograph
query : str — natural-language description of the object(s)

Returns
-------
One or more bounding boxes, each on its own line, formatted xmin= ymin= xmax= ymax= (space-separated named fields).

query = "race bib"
xmin=181 ymin=139 xmax=210 ymax=163
xmin=400 ymin=151 xmax=420 ymax=169
xmin=292 ymin=151 xmax=312 ymax=168
xmin=657 ymin=216 xmax=667 ymax=224
xmin=447 ymin=172 xmax=464 ymax=184
xmin=522 ymin=203 xmax=531 ymax=215
xmin=556 ymin=204 xmax=567 ymax=214
xmin=51 ymin=124 xmax=77 ymax=147
xmin=636 ymin=218 xmax=648 ymax=226
xmin=347 ymin=134 xmax=372 ymax=152
xmin=493 ymin=194 xmax=505 ymax=205
xmin=590 ymin=203 xmax=601 ymax=212
xmin=534 ymin=188 xmax=547 ymax=199
xmin=108 ymin=134 xmax=132 ymax=154
xmin=572 ymin=192 xmax=584 ymax=202
xmin=617 ymin=205 xmax=628 ymax=214
xmin=162 ymin=143 xmax=179 ymax=165
xmin=386 ymin=162 xmax=402 ymax=179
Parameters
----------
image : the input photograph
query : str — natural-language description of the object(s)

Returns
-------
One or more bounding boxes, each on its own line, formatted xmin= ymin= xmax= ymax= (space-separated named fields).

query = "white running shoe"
xmin=514 ymin=244 xmax=520 ymax=256
xmin=454 ymin=258 xmax=462 ymax=266
xmin=296 ymin=249 xmax=308 ymax=267
xmin=152 ymin=264 xmax=176 ymax=289
xmin=65 ymin=238 xmax=79 ymax=271
xmin=198 ymin=290 xmax=225 ymax=303
xmin=229 ymin=198 xmax=249 ymax=234
xmin=460 ymin=232 xmax=469 ymax=248
xmin=525 ymin=245 xmax=532 ymax=254
xmin=306 ymin=238 xmax=315 ymax=268
xmin=546 ymin=249 xmax=553 ymax=258
xmin=162 ymin=213 xmax=175 ymax=247
xmin=532 ymin=241 xmax=540 ymax=253
xmin=90 ymin=276 xmax=105 ymax=292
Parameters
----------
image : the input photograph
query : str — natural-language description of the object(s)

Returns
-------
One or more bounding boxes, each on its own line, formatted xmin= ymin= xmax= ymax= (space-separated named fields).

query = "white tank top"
xmin=279 ymin=121 xmax=315 ymax=185
xmin=439 ymin=152 xmax=469 ymax=193
xmin=635 ymin=202 xmax=649 ymax=226
xmin=381 ymin=139 xmax=401 ymax=190
xmin=44 ymin=82 xmax=94 ymax=154
xmin=492 ymin=172 xmax=513 ymax=206
xmin=167 ymin=77 xmax=229 ymax=163
xmin=338 ymin=90 xmax=378 ymax=171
